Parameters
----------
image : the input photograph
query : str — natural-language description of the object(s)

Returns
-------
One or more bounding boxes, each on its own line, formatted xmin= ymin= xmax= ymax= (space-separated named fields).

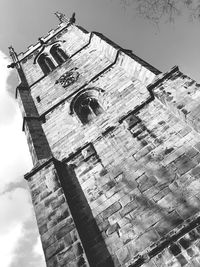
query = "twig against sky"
xmin=120 ymin=0 xmax=200 ymax=23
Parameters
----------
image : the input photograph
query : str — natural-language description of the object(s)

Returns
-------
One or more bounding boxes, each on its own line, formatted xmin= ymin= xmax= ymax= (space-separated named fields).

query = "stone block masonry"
xmin=11 ymin=12 xmax=200 ymax=267
xmin=59 ymin=99 xmax=200 ymax=266
xmin=25 ymin=158 xmax=90 ymax=267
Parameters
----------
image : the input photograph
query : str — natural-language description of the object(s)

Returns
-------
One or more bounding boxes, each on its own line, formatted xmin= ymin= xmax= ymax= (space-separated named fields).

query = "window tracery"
xmin=72 ymin=90 xmax=104 ymax=124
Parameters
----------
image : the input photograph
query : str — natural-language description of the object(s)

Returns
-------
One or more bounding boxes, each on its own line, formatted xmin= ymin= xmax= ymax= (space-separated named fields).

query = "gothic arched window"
xmin=73 ymin=92 xmax=104 ymax=124
xmin=37 ymin=53 xmax=55 ymax=75
xmin=50 ymin=44 xmax=69 ymax=65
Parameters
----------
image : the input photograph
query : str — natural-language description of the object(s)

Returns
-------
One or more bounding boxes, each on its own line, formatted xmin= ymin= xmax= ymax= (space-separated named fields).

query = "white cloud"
xmin=0 ymin=224 xmax=23 ymax=267
xmin=33 ymin=237 xmax=44 ymax=257
xmin=0 ymin=50 xmax=32 ymax=193
xmin=0 ymin=50 xmax=17 ymax=124
xmin=0 ymin=110 xmax=32 ymax=193
xmin=0 ymin=50 xmax=10 ymax=87
xmin=0 ymin=188 xmax=32 ymax=234
xmin=0 ymin=50 xmax=45 ymax=267
xmin=0 ymin=168 xmax=46 ymax=267
xmin=9 ymin=219 xmax=46 ymax=267
xmin=0 ymin=188 xmax=34 ymax=267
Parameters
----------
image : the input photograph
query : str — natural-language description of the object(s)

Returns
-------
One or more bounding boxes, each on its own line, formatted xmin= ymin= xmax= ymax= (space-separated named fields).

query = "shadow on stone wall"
xmin=55 ymin=122 xmax=200 ymax=266
xmin=56 ymin=160 xmax=115 ymax=267
xmin=120 ymin=154 xmax=200 ymax=233
xmin=112 ymin=133 xmax=200 ymax=266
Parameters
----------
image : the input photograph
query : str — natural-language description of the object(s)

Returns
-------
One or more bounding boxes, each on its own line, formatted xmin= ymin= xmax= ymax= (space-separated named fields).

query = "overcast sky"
xmin=1 ymin=0 xmax=200 ymax=266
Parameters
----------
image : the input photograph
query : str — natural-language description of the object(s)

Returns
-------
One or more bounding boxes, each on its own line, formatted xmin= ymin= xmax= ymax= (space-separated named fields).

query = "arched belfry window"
xmin=71 ymin=89 xmax=104 ymax=124
xmin=37 ymin=53 xmax=55 ymax=75
xmin=50 ymin=44 xmax=69 ymax=65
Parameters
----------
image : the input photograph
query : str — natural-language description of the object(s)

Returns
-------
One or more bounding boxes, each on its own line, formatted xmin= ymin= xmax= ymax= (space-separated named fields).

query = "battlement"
xmin=17 ymin=22 xmax=68 ymax=61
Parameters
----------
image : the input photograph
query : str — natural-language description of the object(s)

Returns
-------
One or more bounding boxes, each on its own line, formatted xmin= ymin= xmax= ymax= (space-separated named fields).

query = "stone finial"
xmin=54 ymin=11 xmax=76 ymax=24
xmin=54 ymin=11 xmax=69 ymax=23
xmin=69 ymin=12 xmax=76 ymax=24
xmin=8 ymin=45 xmax=16 ymax=57
xmin=7 ymin=46 xmax=18 ymax=68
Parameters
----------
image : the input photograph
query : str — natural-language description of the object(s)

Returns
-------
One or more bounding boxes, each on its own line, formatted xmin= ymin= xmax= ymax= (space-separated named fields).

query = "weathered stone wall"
xmin=17 ymin=86 xmax=51 ymax=165
xmin=58 ymin=98 xmax=200 ymax=266
xmin=38 ymin=60 xmax=200 ymax=266
xmin=16 ymin=20 xmax=200 ymax=267
xmin=142 ymin=218 xmax=200 ymax=266
xmin=28 ymin=33 xmax=156 ymax=117
xmin=153 ymin=66 xmax=200 ymax=133
xmin=25 ymin=159 xmax=90 ymax=267
xmin=30 ymin=42 xmax=115 ymax=115
xmin=20 ymin=25 xmax=90 ymax=86
xmin=42 ymin=60 xmax=154 ymax=159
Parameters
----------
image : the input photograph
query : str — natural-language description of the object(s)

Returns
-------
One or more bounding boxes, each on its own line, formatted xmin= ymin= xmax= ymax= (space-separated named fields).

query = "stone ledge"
xmin=147 ymin=65 xmax=179 ymax=92
xmin=128 ymin=211 xmax=200 ymax=267
xmin=24 ymin=156 xmax=55 ymax=180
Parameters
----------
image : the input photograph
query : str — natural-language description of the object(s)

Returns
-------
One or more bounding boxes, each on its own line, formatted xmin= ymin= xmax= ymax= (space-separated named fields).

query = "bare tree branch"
xmin=119 ymin=0 xmax=200 ymax=24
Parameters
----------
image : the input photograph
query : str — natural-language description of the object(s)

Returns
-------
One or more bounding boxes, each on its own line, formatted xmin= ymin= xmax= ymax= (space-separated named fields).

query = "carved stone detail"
xmin=55 ymin=67 xmax=79 ymax=88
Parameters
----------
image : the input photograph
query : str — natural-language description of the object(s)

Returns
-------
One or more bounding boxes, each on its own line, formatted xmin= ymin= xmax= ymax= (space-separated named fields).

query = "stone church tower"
xmin=9 ymin=12 xmax=200 ymax=267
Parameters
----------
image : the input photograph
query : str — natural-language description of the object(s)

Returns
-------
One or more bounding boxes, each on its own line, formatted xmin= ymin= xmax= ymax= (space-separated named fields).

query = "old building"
xmin=9 ymin=11 xmax=200 ymax=267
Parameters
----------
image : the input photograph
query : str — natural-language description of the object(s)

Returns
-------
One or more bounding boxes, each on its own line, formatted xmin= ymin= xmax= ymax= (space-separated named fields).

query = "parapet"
xmin=18 ymin=22 xmax=68 ymax=61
